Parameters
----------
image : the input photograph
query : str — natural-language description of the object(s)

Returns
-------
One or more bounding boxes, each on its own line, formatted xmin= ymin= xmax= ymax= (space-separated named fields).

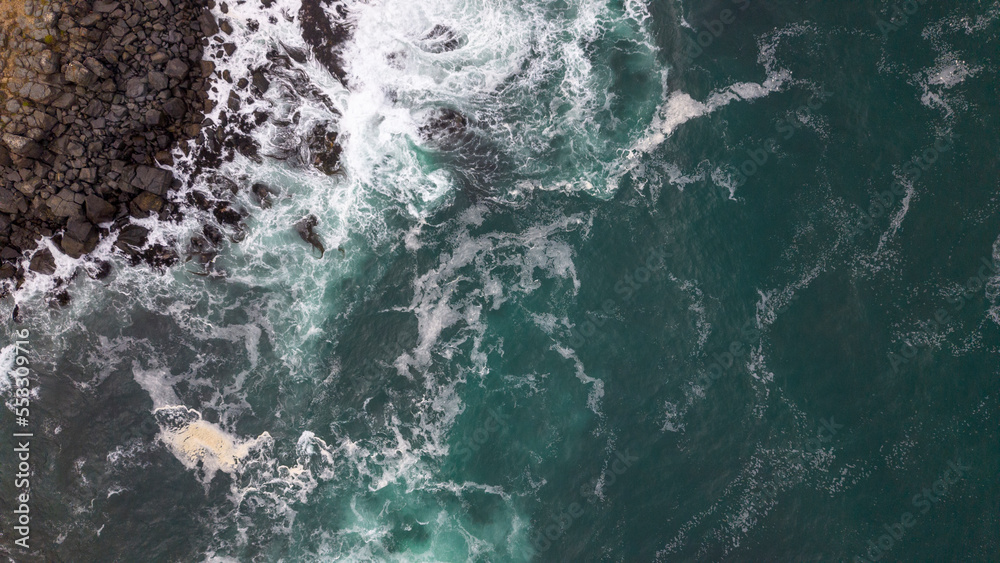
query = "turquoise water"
xmin=1 ymin=0 xmax=999 ymax=561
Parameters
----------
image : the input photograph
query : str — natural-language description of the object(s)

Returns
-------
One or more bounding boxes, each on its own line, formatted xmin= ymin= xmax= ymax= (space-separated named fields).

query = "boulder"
xmin=131 ymin=165 xmax=173 ymax=195
xmin=129 ymin=191 xmax=164 ymax=217
xmin=48 ymin=189 xmax=84 ymax=217
xmin=163 ymin=98 xmax=186 ymax=119
xmin=114 ymin=224 xmax=149 ymax=255
xmin=65 ymin=60 xmax=97 ymax=86
xmin=125 ymin=77 xmax=147 ymax=98
xmin=85 ymin=194 xmax=117 ymax=223
xmin=29 ymin=248 xmax=56 ymax=274
xmin=2 ymin=134 xmax=43 ymax=159
xmin=164 ymin=59 xmax=190 ymax=79
xmin=60 ymin=218 xmax=98 ymax=258
xmin=0 ymin=188 xmax=26 ymax=214
xmin=148 ymin=71 xmax=169 ymax=92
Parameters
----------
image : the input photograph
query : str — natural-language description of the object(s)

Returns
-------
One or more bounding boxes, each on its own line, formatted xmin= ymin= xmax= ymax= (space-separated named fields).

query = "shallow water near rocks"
xmin=1 ymin=0 xmax=999 ymax=561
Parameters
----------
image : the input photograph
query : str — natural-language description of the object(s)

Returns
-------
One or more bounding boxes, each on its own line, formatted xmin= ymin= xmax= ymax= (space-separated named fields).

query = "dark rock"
xmin=39 ymin=50 xmax=61 ymax=74
xmin=85 ymin=194 xmax=117 ymax=223
xmin=306 ymin=122 xmax=342 ymax=175
xmin=251 ymin=182 xmax=274 ymax=208
xmin=421 ymin=24 xmax=467 ymax=53
xmin=220 ymin=19 xmax=233 ymax=34
xmin=212 ymin=201 xmax=244 ymax=225
xmin=148 ymin=71 xmax=169 ymax=91
xmin=48 ymin=189 xmax=84 ymax=217
xmin=84 ymin=57 xmax=112 ymax=79
xmin=0 ymin=188 xmax=27 ymax=215
xmin=114 ymin=224 xmax=149 ymax=254
xmin=294 ymin=214 xmax=324 ymax=257
xmin=198 ymin=8 xmax=219 ymax=35
xmin=29 ymin=248 xmax=56 ymax=274
xmin=163 ymin=98 xmax=186 ymax=119
xmin=0 ymin=146 xmax=11 ymax=167
xmin=164 ymin=58 xmax=189 ymax=79
xmin=145 ymin=109 xmax=164 ymax=126
xmin=87 ymin=259 xmax=112 ymax=279
xmin=129 ymin=191 xmax=164 ymax=217
xmin=51 ymin=92 xmax=77 ymax=109
xmin=2 ymin=134 xmax=44 ymax=159
xmin=60 ymin=218 xmax=98 ymax=258
xmin=419 ymin=108 xmax=468 ymax=142
xmin=131 ymin=165 xmax=173 ymax=195
xmin=125 ymin=77 xmax=147 ymax=97
xmin=65 ymin=60 xmax=97 ymax=86
xmin=251 ymin=70 xmax=270 ymax=94
xmin=298 ymin=0 xmax=352 ymax=85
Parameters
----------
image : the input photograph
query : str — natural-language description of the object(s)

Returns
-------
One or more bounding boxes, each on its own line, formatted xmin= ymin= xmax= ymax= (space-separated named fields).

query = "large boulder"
xmin=29 ymin=248 xmax=56 ymax=275
xmin=85 ymin=194 xmax=117 ymax=224
xmin=60 ymin=218 xmax=98 ymax=258
xmin=131 ymin=165 xmax=174 ymax=196
xmin=48 ymin=189 xmax=83 ymax=217
xmin=0 ymin=187 xmax=27 ymax=215
xmin=64 ymin=60 xmax=96 ymax=86
xmin=2 ymin=134 xmax=43 ymax=159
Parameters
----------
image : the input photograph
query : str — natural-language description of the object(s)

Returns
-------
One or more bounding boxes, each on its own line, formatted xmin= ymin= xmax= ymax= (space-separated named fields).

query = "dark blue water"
xmin=1 ymin=0 xmax=998 ymax=561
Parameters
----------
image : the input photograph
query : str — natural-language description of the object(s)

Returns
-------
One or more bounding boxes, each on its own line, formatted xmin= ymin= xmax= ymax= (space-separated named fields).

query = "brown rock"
xmin=85 ymin=194 xmax=117 ymax=223
xmin=129 ymin=191 xmax=164 ymax=217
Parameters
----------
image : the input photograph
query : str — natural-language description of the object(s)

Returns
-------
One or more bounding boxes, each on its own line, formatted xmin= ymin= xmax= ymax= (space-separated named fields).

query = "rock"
xmin=84 ymin=57 xmax=112 ymax=79
xmin=419 ymin=108 xmax=468 ymax=142
xmin=145 ymin=109 xmax=164 ymax=126
xmin=148 ymin=71 xmax=169 ymax=91
xmin=79 ymin=167 xmax=98 ymax=183
xmin=2 ymin=134 xmax=43 ymax=159
xmin=251 ymin=70 xmax=270 ymax=94
xmin=227 ymin=91 xmax=241 ymax=112
xmin=93 ymin=1 xmax=120 ymax=13
xmin=65 ymin=60 xmax=97 ymax=86
xmin=51 ymin=92 xmax=77 ymax=109
xmin=251 ymin=183 xmax=274 ymax=208
xmin=223 ymin=43 xmax=237 ymax=56
xmin=129 ymin=191 xmax=164 ymax=217
xmin=0 ymin=188 xmax=27 ymax=214
xmin=48 ymin=189 xmax=84 ymax=217
xmin=85 ymin=194 xmax=117 ymax=223
xmin=39 ymin=50 xmax=61 ymax=74
xmin=198 ymin=8 xmax=219 ymax=35
xmin=125 ymin=77 xmax=147 ymax=98
xmin=220 ymin=19 xmax=233 ymax=34
xmin=29 ymin=248 xmax=57 ymax=274
xmin=0 ymin=146 xmax=11 ymax=167
xmin=114 ymin=224 xmax=149 ymax=254
xmin=162 ymin=98 xmax=186 ymax=119
xmin=422 ymin=24 xmax=467 ymax=53
xmin=60 ymin=218 xmax=98 ymax=258
xmin=151 ymin=52 xmax=170 ymax=65
xmin=164 ymin=58 xmax=189 ymax=79
xmin=131 ymin=165 xmax=173 ymax=195
xmin=27 ymin=82 xmax=57 ymax=103
xmin=294 ymin=214 xmax=324 ymax=257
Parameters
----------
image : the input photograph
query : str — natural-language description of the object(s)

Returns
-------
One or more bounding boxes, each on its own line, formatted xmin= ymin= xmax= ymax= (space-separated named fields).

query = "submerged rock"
xmin=294 ymin=215 xmax=325 ymax=258
xmin=298 ymin=0 xmax=353 ymax=86
xmin=421 ymin=25 xmax=468 ymax=53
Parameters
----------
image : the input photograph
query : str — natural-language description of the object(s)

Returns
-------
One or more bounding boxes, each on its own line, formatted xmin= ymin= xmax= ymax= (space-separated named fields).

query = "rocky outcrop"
xmin=0 ymin=0 xmax=216 ymax=290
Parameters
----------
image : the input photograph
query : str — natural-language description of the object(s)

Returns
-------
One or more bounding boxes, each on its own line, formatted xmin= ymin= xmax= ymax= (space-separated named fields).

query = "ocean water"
xmin=1 ymin=0 xmax=999 ymax=561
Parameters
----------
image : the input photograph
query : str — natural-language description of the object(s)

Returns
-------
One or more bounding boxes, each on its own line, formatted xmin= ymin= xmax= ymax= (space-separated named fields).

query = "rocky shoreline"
xmin=0 ymin=0 xmax=216 ymax=292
